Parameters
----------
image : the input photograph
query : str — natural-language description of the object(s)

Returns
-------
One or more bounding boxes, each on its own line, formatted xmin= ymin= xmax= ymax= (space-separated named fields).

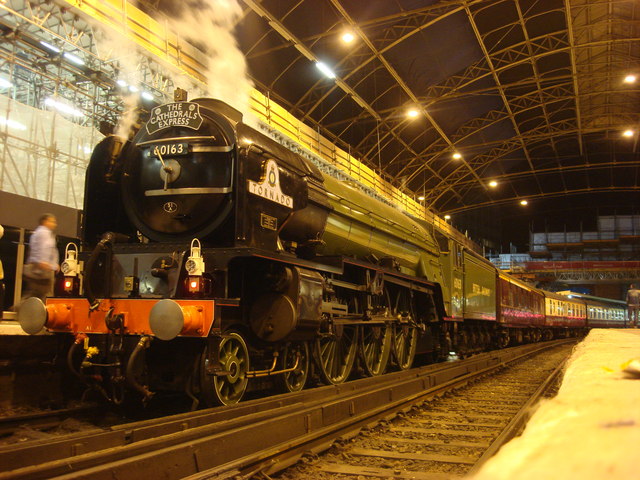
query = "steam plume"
xmin=167 ymin=0 xmax=253 ymax=115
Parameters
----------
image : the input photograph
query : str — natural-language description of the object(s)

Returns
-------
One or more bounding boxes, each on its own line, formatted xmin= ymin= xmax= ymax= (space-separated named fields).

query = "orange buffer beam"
xmin=44 ymin=298 xmax=215 ymax=339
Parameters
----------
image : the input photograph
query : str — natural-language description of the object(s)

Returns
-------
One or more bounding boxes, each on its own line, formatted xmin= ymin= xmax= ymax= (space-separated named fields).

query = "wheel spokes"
xmin=315 ymin=326 xmax=357 ymax=384
xmin=359 ymin=324 xmax=391 ymax=376
xmin=210 ymin=332 xmax=250 ymax=406
xmin=393 ymin=324 xmax=418 ymax=370
xmin=280 ymin=341 xmax=309 ymax=393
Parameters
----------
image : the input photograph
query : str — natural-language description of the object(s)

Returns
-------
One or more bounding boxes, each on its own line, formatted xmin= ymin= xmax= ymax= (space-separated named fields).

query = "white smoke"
xmin=94 ymin=30 xmax=144 ymax=139
xmin=167 ymin=0 xmax=253 ymax=116
xmin=115 ymin=93 xmax=140 ymax=140
xmin=92 ymin=0 xmax=253 ymax=137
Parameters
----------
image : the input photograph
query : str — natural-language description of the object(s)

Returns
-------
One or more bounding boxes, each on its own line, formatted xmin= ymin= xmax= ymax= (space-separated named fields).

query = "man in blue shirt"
xmin=23 ymin=214 xmax=59 ymax=302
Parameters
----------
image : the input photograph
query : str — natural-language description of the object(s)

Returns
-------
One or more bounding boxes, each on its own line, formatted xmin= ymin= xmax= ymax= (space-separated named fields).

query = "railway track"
xmin=0 ymin=404 xmax=102 ymax=440
xmin=275 ymin=343 xmax=570 ymax=480
xmin=0 ymin=339 xmax=574 ymax=480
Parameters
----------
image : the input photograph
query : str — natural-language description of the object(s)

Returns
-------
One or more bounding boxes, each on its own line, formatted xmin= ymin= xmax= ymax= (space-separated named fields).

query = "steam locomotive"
xmin=16 ymin=93 xmax=623 ymax=406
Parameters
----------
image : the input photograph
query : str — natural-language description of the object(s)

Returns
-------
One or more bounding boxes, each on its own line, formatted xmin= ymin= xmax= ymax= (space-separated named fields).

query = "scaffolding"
xmin=0 ymin=95 xmax=102 ymax=208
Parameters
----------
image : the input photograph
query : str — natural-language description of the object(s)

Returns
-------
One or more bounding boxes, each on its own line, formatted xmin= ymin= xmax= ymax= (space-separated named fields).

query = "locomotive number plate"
xmin=149 ymin=142 xmax=189 ymax=157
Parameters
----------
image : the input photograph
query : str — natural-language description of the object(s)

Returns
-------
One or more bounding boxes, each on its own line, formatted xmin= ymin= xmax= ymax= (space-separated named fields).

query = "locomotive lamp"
xmin=59 ymin=242 xmax=81 ymax=296
xmin=184 ymin=238 xmax=211 ymax=296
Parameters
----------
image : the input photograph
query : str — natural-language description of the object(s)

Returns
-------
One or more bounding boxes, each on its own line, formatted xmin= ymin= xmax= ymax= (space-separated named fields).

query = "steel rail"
xmin=184 ymin=340 xmax=574 ymax=480
xmin=0 ymin=404 xmax=100 ymax=438
xmin=0 ymin=339 xmax=574 ymax=480
xmin=466 ymin=358 xmax=569 ymax=475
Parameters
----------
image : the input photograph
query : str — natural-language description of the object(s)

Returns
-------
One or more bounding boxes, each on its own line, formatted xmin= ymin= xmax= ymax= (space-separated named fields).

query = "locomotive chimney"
xmin=174 ymin=88 xmax=188 ymax=102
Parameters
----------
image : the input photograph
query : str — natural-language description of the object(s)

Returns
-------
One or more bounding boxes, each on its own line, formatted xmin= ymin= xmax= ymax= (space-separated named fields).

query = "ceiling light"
xmin=452 ymin=152 xmax=462 ymax=160
xmin=0 ymin=117 xmax=27 ymax=131
xmin=44 ymin=97 xmax=84 ymax=118
xmin=40 ymin=41 xmax=61 ymax=53
xmin=128 ymin=85 xmax=139 ymax=93
xmin=520 ymin=199 xmax=528 ymax=206
xmin=63 ymin=52 xmax=84 ymax=66
xmin=622 ymin=129 xmax=634 ymax=138
xmin=117 ymin=79 xmax=127 ymax=87
xmin=141 ymin=91 xmax=154 ymax=101
xmin=407 ymin=109 xmax=419 ymax=118
xmin=341 ymin=32 xmax=355 ymax=43
xmin=623 ymin=74 xmax=636 ymax=84
xmin=489 ymin=180 xmax=498 ymax=188
xmin=315 ymin=61 xmax=336 ymax=79
xmin=444 ymin=215 xmax=451 ymax=220
xmin=418 ymin=195 xmax=425 ymax=201
xmin=0 ymin=77 xmax=12 ymax=89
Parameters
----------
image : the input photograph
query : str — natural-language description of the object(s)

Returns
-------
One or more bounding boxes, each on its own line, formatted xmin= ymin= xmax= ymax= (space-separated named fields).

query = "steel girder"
xmin=0 ymin=0 xmax=180 ymax=128
xmin=239 ymin=0 xmax=639 ymax=216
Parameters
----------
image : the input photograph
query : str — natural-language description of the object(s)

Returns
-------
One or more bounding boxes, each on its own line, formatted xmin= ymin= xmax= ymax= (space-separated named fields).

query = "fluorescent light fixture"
xmin=117 ymin=79 xmax=127 ymax=87
xmin=407 ymin=109 xmax=419 ymax=118
xmin=489 ymin=180 xmax=498 ymax=188
xmin=141 ymin=91 xmax=154 ymax=101
xmin=44 ymin=97 xmax=84 ymax=118
xmin=520 ymin=199 xmax=528 ymax=206
xmin=444 ymin=214 xmax=451 ymax=220
xmin=0 ymin=77 xmax=12 ymax=89
xmin=341 ymin=32 xmax=355 ymax=43
xmin=40 ymin=41 xmax=61 ymax=53
xmin=418 ymin=195 xmax=425 ymax=201
xmin=0 ymin=117 xmax=27 ymax=131
xmin=623 ymin=74 xmax=636 ymax=84
xmin=63 ymin=52 xmax=84 ymax=66
xmin=622 ymin=129 xmax=634 ymax=137
xmin=315 ymin=61 xmax=336 ymax=79
xmin=128 ymin=85 xmax=139 ymax=93
xmin=452 ymin=152 xmax=462 ymax=160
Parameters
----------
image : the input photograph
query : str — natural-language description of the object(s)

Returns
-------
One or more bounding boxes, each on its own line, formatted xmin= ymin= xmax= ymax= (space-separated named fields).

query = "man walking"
xmin=626 ymin=284 xmax=640 ymax=328
xmin=22 ymin=214 xmax=59 ymax=302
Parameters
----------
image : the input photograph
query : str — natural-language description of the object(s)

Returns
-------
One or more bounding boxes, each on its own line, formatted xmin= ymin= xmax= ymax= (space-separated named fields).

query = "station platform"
xmin=471 ymin=329 xmax=640 ymax=480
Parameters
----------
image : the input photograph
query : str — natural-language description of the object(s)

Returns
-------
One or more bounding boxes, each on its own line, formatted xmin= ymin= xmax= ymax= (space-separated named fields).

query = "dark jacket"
xmin=627 ymin=288 xmax=640 ymax=306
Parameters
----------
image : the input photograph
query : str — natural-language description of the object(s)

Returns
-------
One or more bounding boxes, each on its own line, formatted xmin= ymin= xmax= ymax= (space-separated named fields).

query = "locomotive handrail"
xmin=136 ymin=136 xmax=229 ymax=146
xmin=144 ymin=187 xmax=233 ymax=196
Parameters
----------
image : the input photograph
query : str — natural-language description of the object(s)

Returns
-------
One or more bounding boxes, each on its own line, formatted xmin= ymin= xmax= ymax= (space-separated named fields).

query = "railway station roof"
xmin=0 ymin=0 xmax=637 ymax=247
xmin=225 ymin=0 xmax=639 ymax=233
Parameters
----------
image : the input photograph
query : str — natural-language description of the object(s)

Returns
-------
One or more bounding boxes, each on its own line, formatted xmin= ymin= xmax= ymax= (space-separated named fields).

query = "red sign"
xmin=525 ymin=261 xmax=640 ymax=271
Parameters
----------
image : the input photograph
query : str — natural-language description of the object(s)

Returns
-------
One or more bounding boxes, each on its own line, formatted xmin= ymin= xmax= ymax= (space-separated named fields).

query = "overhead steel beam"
xmin=443 ymin=186 xmax=640 ymax=215
xmin=242 ymin=0 xmax=380 ymax=121
xmin=436 ymin=160 xmax=640 ymax=192
xmin=327 ymin=0 xmax=484 ymax=187
xmin=242 ymin=0 xmax=461 ymax=198
xmin=426 ymin=120 xmax=637 ymax=209
xmin=564 ymin=0 xmax=585 ymax=156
